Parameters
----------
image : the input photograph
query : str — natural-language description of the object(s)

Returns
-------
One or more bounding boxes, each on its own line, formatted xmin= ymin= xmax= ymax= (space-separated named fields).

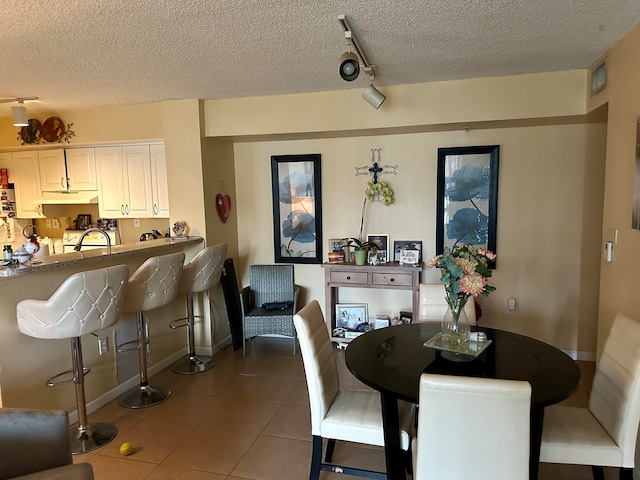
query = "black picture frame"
xmin=271 ymin=154 xmax=322 ymax=264
xmin=393 ymin=240 xmax=422 ymax=263
xmin=436 ymin=145 xmax=499 ymax=265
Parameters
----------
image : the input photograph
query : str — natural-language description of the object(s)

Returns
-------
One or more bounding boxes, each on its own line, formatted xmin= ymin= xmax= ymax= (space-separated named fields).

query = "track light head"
xmin=11 ymin=101 xmax=28 ymax=127
xmin=339 ymin=52 xmax=360 ymax=81
xmin=362 ymin=85 xmax=386 ymax=109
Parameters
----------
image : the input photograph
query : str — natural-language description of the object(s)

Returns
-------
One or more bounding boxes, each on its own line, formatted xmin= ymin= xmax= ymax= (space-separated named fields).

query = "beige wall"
xmin=592 ymin=23 xmax=640 ymax=357
xmin=233 ymin=122 xmax=606 ymax=354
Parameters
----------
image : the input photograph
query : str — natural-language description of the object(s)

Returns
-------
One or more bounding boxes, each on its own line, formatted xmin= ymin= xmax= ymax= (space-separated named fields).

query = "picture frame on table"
xmin=393 ymin=240 xmax=422 ymax=263
xmin=367 ymin=234 xmax=389 ymax=264
xmin=436 ymin=145 xmax=499 ymax=267
xmin=336 ymin=303 xmax=369 ymax=331
xmin=399 ymin=249 xmax=420 ymax=266
xmin=271 ymin=154 xmax=322 ymax=264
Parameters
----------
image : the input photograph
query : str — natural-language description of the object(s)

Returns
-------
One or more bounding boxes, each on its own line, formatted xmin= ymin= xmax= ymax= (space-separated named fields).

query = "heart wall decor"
xmin=216 ymin=193 xmax=231 ymax=223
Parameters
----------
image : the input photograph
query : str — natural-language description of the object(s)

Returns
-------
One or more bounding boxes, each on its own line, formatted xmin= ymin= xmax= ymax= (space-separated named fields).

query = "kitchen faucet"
xmin=74 ymin=228 xmax=112 ymax=255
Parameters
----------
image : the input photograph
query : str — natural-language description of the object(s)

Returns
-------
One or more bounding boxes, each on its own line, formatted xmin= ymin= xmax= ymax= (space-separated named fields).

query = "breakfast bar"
xmin=0 ymin=237 xmax=203 ymax=412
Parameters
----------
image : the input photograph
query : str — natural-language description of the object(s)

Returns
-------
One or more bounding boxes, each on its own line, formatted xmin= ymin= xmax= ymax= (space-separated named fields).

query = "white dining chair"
xmin=413 ymin=373 xmax=531 ymax=480
xmin=293 ymin=300 xmax=415 ymax=480
xmin=540 ymin=312 xmax=640 ymax=480
xmin=418 ymin=283 xmax=476 ymax=324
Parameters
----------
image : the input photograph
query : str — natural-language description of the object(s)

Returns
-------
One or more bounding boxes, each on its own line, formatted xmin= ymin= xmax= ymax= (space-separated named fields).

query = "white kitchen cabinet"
xmin=0 ymin=152 xmax=13 ymax=179
xmin=39 ymin=148 xmax=97 ymax=192
xmin=12 ymin=151 xmax=44 ymax=218
xmin=96 ymin=145 xmax=153 ymax=218
xmin=149 ymin=144 xmax=169 ymax=217
xmin=65 ymin=148 xmax=97 ymax=191
xmin=38 ymin=150 xmax=66 ymax=192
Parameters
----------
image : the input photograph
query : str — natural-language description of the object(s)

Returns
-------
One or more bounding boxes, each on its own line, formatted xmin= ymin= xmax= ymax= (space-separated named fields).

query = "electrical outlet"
xmin=46 ymin=219 xmax=52 ymax=228
xmin=98 ymin=337 xmax=109 ymax=355
xmin=52 ymin=219 xmax=60 ymax=229
xmin=134 ymin=218 xmax=140 ymax=228
xmin=507 ymin=297 xmax=516 ymax=314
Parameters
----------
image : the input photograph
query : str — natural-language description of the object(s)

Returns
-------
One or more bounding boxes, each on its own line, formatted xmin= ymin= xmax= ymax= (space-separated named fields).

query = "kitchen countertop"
xmin=0 ymin=236 xmax=203 ymax=278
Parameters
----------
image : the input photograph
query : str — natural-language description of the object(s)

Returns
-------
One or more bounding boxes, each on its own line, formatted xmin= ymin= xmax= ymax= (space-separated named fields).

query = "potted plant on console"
xmin=346 ymin=238 xmax=378 ymax=266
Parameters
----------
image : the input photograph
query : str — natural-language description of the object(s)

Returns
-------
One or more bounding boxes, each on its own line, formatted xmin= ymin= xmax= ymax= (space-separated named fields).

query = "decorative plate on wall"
xmin=41 ymin=117 xmax=65 ymax=143
xmin=19 ymin=119 xmax=41 ymax=144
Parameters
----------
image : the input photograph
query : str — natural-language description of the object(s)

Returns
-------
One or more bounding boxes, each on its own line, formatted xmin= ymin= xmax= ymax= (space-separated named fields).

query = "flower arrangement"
xmin=428 ymin=244 xmax=496 ymax=342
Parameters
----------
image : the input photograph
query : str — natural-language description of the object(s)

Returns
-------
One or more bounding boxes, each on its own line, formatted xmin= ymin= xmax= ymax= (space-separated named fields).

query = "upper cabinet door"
xmin=65 ymin=148 xmax=97 ymax=191
xmin=122 ymin=145 xmax=153 ymax=218
xmin=96 ymin=146 xmax=126 ymax=218
xmin=38 ymin=150 xmax=67 ymax=192
xmin=13 ymin=151 xmax=44 ymax=218
xmin=149 ymin=144 xmax=169 ymax=217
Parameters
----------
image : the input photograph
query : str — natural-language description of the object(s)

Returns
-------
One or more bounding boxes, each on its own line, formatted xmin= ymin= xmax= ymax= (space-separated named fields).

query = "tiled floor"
xmin=74 ymin=337 xmax=618 ymax=479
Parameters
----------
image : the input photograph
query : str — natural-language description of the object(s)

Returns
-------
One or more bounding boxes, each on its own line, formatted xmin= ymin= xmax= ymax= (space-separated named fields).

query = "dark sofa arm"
xmin=0 ymin=408 xmax=75 ymax=480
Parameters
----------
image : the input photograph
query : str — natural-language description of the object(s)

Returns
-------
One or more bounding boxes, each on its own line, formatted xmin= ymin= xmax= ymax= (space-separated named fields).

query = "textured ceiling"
xmin=1 ymin=0 xmax=639 ymax=116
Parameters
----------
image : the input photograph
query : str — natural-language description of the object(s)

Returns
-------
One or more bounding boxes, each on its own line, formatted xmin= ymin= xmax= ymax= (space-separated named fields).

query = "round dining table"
xmin=345 ymin=323 xmax=581 ymax=480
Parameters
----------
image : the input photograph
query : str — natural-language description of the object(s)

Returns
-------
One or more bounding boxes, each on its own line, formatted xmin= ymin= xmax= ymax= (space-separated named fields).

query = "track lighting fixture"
xmin=362 ymin=85 xmax=386 ymax=110
xmin=339 ymin=51 xmax=360 ymax=81
xmin=11 ymin=101 xmax=27 ymax=126
xmin=338 ymin=15 xmax=386 ymax=109
xmin=0 ymin=96 xmax=39 ymax=126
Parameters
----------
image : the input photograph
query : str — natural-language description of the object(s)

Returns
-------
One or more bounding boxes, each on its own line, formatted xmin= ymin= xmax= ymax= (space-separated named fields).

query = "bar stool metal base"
xmin=118 ymin=384 xmax=171 ymax=409
xmin=71 ymin=423 xmax=118 ymax=454
xmin=170 ymin=355 xmax=215 ymax=374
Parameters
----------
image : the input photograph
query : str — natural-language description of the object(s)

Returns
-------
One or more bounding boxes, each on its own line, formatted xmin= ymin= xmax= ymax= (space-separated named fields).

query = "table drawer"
xmin=372 ymin=273 xmax=412 ymax=286
xmin=330 ymin=271 xmax=369 ymax=285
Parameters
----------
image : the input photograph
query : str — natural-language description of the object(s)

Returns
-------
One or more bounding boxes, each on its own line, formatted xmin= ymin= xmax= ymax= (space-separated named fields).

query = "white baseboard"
xmin=562 ymin=349 xmax=596 ymax=362
xmin=67 ymin=347 xmax=187 ymax=425
xmin=196 ymin=335 xmax=233 ymax=357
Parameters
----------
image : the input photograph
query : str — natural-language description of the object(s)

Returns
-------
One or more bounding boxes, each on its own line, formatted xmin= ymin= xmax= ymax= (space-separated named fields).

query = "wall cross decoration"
xmin=355 ymin=148 xmax=398 ymax=184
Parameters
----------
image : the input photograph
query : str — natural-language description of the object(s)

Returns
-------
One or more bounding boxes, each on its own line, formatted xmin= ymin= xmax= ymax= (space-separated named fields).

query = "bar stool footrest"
xmin=46 ymin=367 xmax=91 ymax=387
xmin=116 ymin=339 xmax=140 ymax=353
xmin=169 ymin=317 xmax=189 ymax=329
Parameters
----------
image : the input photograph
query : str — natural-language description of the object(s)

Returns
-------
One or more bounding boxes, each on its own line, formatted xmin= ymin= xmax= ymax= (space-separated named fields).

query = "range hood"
xmin=37 ymin=191 xmax=99 ymax=205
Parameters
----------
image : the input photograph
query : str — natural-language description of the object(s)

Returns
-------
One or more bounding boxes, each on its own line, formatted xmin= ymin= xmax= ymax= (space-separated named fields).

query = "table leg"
xmin=530 ymin=406 xmax=544 ymax=480
xmin=380 ymin=391 xmax=406 ymax=480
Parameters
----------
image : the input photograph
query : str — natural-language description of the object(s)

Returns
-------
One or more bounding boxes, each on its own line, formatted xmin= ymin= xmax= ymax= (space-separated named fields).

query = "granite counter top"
xmin=0 ymin=236 xmax=203 ymax=278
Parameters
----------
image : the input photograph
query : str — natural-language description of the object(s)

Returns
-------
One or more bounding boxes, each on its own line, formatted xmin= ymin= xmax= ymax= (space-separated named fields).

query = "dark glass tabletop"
xmin=345 ymin=323 xmax=581 ymax=407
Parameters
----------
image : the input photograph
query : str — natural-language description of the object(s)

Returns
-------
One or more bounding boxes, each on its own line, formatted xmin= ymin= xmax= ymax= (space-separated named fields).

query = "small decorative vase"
xmin=354 ymin=249 xmax=367 ymax=266
xmin=441 ymin=297 xmax=471 ymax=345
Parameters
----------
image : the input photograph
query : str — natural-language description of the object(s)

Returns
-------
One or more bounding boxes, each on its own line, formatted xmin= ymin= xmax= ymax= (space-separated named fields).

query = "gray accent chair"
xmin=240 ymin=264 xmax=299 ymax=356
xmin=0 ymin=408 xmax=94 ymax=479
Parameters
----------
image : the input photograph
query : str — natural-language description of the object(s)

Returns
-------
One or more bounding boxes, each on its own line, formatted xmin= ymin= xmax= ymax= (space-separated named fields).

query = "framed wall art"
xmin=271 ymin=154 xmax=322 ymax=263
xmin=436 ymin=145 xmax=499 ymax=263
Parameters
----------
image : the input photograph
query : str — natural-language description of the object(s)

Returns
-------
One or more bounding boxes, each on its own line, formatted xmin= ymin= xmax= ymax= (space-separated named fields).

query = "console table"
xmin=321 ymin=262 xmax=422 ymax=343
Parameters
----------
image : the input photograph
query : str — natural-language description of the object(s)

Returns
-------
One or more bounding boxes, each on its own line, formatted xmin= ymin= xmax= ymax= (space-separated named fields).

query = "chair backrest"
xmin=179 ymin=243 xmax=227 ymax=294
xmin=418 ymin=283 xmax=476 ymax=325
xmin=293 ymin=300 xmax=340 ymax=435
xmin=415 ymin=373 xmax=531 ymax=480
xmin=249 ymin=264 xmax=295 ymax=307
xmin=123 ymin=252 xmax=185 ymax=312
xmin=589 ymin=312 xmax=640 ymax=465
xmin=17 ymin=265 xmax=129 ymax=339
xmin=0 ymin=408 xmax=72 ymax=479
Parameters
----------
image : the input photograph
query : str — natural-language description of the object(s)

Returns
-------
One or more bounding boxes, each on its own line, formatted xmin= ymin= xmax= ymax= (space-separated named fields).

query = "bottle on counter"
xmin=3 ymin=245 xmax=12 ymax=261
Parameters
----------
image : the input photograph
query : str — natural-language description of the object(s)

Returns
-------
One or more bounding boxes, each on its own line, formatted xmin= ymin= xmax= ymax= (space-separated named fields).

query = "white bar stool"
xmin=117 ymin=252 xmax=185 ymax=408
xmin=169 ymin=243 xmax=227 ymax=374
xmin=16 ymin=265 xmax=129 ymax=454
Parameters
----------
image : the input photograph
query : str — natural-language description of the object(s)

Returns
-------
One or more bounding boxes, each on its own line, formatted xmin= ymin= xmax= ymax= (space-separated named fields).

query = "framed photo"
xmin=393 ymin=240 xmax=422 ymax=263
xmin=367 ymin=234 xmax=389 ymax=264
xmin=436 ymin=145 xmax=499 ymax=265
xmin=399 ymin=249 xmax=419 ymax=266
xmin=271 ymin=154 xmax=322 ymax=264
xmin=336 ymin=303 xmax=369 ymax=331
xmin=328 ymin=238 xmax=347 ymax=253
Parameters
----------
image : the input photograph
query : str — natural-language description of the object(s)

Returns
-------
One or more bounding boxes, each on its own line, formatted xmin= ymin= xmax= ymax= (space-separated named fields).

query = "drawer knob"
xmin=346 ymin=276 xmax=351 ymax=280
xmin=390 ymin=278 xmax=395 ymax=282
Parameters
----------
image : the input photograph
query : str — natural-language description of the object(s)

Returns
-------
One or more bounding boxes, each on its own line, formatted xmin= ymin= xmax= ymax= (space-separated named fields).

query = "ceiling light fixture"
xmin=338 ymin=15 xmax=385 ymax=109
xmin=0 ymin=96 xmax=39 ymax=126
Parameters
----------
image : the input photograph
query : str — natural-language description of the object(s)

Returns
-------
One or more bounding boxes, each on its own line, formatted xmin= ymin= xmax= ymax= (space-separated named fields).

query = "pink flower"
xmin=427 ymin=256 xmax=440 ymax=268
xmin=485 ymin=251 xmax=496 ymax=260
xmin=459 ymin=272 xmax=487 ymax=297
xmin=454 ymin=257 xmax=476 ymax=274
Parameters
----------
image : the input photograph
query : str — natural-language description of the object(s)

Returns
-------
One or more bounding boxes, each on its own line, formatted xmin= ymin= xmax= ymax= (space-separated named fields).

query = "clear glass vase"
xmin=441 ymin=297 xmax=471 ymax=345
